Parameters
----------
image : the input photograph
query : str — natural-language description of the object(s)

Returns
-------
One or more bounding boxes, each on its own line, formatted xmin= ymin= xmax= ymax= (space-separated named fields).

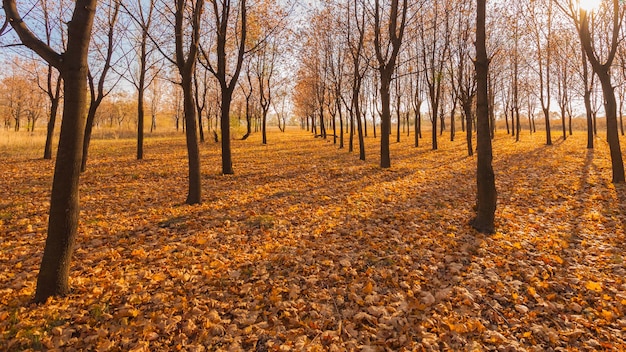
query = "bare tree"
xmin=372 ymin=0 xmax=409 ymax=168
xmin=526 ymin=0 xmax=554 ymax=145
xmin=81 ymin=0 xmax=122 ymax=172
xmin=39 ymin=0 xmax=66 ymax=159
xmin=568 ymin=0 xmax=625 ymax=182
xmin=120 ymin=0 xmax=160 ymax=159
xmin=174 ymin=0 xmax=204 ymax=203
xmin=200 ymin=0 xmax=247 ymax=175
xmin=3 ymin=0 xmax=98 ymax=302
xmin=344 ymin=0 xmax=368 ymax=160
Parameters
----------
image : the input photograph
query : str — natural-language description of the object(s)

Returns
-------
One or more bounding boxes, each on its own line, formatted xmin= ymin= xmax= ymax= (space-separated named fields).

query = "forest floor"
xmin=1 ymin=128 xmax=625 ymax=351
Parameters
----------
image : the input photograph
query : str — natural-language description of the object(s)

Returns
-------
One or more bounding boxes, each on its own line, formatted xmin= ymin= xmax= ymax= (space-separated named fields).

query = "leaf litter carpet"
xmin=1 ymin=129 xmax=625 ymax=351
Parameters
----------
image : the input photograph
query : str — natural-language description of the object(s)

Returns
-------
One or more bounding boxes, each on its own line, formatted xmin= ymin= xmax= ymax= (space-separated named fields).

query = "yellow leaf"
xmin=151 ymin=272 xmax=167 ymax=282
xmin=552 ymin=255 xmax=564 ymax=265
xmin=363 ymin=281 xmax=374 ymax=295
xmin=513 ymin=242 xmax=522 ymax=249
xmin=131 ymin=248 xmax=146 ymax=258
xmin=527 ymin=286 xmax=536 ymax=296
xmin=269 ymin=287 xmax=282 ymax=303
xmin=585 ymin=281 xmax=602 ymax=292
xmin=601 ymin=309 xmax=613 ymax=321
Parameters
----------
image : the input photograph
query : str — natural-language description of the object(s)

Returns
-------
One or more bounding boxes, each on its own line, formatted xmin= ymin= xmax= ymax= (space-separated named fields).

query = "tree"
xmin=255 ymin=39 xmax=278 ymax=145
xmin=200 ymin=0 xmax=248 ymax=175
xmin=450 ymin=0 xmax=476 ymax=156
xmin=1 ymin=73 xmax=29 ymax=131
xmin=472 ymin=0 xmax=496 ymax=234
xmin=173 ymin=0 xmax=204 ymax=204
xmin=81 ymin=0 xmax=122 ymax=172
xmin=37 ymin=0 xmax=65 ymax=159
xmin=553 ymin=28 xmax=577 ymax=140
xmin=3 ymin=0 xmax=98 ymax=302
xmin=272 ymin=89 xmax=288 ymax=131
xmin=344 ymin=0 xmax=367 ymax=160
xmin=526 ymin=0 xmax=554 ymax=145
xmin=148 ymin=74 xmax=163 ymax=133
xmin=239 ymin=59 xmax=255 ymax=139
xmin=120 ymin=0 xmax=160 ymax=159
xmin=560 ymin=0 xmax=625 ymax=182
xmin=419 ymin=0 xmax=452 ymax=151
xmin=372 ymin=0 xmax=409 ymax=168
xmin=193 ymin=63 xmax=211 ymax=143
xmin=407 ymin=43 xmax=424 ymax=147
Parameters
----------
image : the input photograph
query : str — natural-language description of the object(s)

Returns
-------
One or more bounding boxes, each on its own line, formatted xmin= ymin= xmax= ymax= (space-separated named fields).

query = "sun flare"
xmin=579 ymin=0 xmax=602 ymax=11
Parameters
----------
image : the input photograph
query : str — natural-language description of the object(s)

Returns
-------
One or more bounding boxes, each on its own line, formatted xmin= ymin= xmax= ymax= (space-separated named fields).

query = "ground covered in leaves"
xmin=1 ymin=128 xmax=625 ymax=351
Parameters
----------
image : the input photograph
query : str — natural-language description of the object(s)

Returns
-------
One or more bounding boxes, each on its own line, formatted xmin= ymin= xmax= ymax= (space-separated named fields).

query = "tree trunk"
xmin=332 ymin=106 xmax=337 ymax=145
xmin=355 ymin=84 xmax=366 ymax=161
xmin=150 ymin=113 xmax=156 ymax=133
xmin=339 ymin=106 xmax=344 ymax=149
xmin=197 ymin=109 xmax=205 ymax=143
xmin=515 ymin=108 xmax=521 ymax=142
xmin=363 ymin=109 xmax=368 ymax=137
xmin=396 ymin=109 xmax=401 ymax=143
xmin=450 ymin=107 xmax=456 ymax=142
xmin=349 ymin=110 xmax=354 ymax=152
xmin=81 ymin=99 xmax=99 ymax=172
xmin=380 ymin=72 xmax=391 ymax=168
xmin=560 ymin=106 xmax=567 ymax=141
xmin=598 ymin=70 xmax=625 ymax=182
xmin=137 ymin=34 xmax=147 ymax=159
xmin=488 ymin=78 xmax=496 ymax=139
xmin=262 ymin=108 xmax=268 ymax=145
xmin=439 ymin=110 xmax=445 ymax=136
xmin=413 ymin=105 xmax=420 ymax=147
xmin=242 ymin=97 xmax=252 ymax=140
xmin=182 ymin=75 xmax=201 ymax=204
xmin=463 ymin=101 xmax=473 ymax=156
xmin=395 ymin=90 xmax=401 ymax=143
xmin=619 ymin=97 xmax=624 ymax=136
xmin=431 ymin=112 xmax=438 ymax=150
xmin=319 ymin=108 xmax=327 ymax=139
xmin=28 ymin=0 xmax=98 ymax=303
xmin=221 ymin=89 xmax=234 ymax=174
xmin=43 ymin=96 xmax=60 ymax=160
xmin=137 ymin=85 xmax=145 ymax=159
xmin=472 ymin=0 xmax=496 ymax=234
xmin=36 ymin=67 xmax=90 ymax=303
xmin=544 ymin=108 xmax=552 ymax=145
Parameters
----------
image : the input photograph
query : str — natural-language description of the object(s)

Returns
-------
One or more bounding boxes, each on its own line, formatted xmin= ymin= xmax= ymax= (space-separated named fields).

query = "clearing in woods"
xmin=1 ymin=128 xmax=625 ymax=350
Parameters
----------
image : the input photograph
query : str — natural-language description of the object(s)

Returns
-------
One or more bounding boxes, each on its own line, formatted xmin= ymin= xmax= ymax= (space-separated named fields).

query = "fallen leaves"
xmin=0 ymin=129 xmax=625 ymax=350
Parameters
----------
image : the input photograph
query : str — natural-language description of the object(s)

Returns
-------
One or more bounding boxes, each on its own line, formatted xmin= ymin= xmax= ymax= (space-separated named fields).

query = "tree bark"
xmin=380 ymin=73 xmax=392 ymax=168
xmin=2 ymin=0 xmax=98 ymax=302
xmin=43 ymin=83 xmax=61 ymax=160
xmin=472 ymin=0 xmax=496 ymax=233
xmin=221 ymin=89 xmax=235 ymax=174
xmin=174 ymin=0 xmax=204 ymax=203
xmin=182 ymin=75 xmax=201 ymax=204
xmin=463 ymin=100 xmax=473 ymax=156
xmin=137 ymin=83 xmax=145 ymax=159
xmin=598 ymin=70 xmax=625 ymax=182
xmin=579 ymin=4 xmax=624 ymax=181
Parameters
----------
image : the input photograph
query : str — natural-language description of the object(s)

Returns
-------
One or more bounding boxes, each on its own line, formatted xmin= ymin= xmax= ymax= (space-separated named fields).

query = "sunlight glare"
xmin=579 ymin=0 xmax=602 ymax=11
